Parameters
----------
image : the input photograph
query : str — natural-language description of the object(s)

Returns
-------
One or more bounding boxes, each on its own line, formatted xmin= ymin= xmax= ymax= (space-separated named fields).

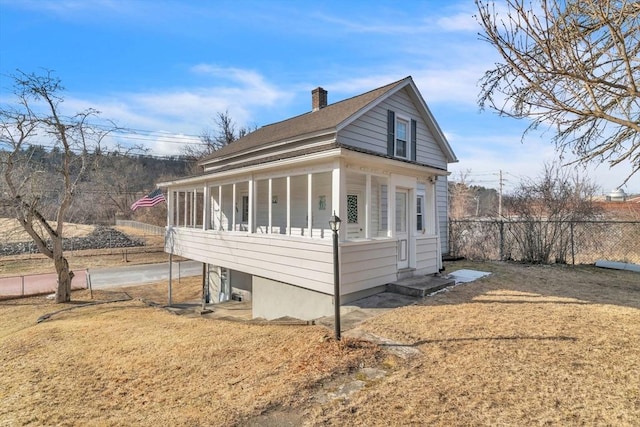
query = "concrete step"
xmin=397 ymin=268 xmax=415 ymax=280
xmin=386 ymin=274 xmax=455 ymax=298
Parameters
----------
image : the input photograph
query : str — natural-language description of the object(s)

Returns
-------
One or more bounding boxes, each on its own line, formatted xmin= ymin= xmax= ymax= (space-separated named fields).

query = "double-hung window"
xmin=388 ymin=110 xmax=416 ymax=161
xmin=395 ymin=118 xmax=408 ymax=158
xmin=416 ymin=195 xmax=424 ymax=231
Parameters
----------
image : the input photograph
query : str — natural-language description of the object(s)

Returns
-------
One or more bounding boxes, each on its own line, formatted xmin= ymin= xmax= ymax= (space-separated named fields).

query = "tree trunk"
xmin=54 ymin=251 xmax=74 ymax=303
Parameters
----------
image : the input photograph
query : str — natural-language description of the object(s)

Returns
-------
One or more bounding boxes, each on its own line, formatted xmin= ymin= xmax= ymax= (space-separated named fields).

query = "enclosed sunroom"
xmin=161 ymin=76 xmax=457 ymax=320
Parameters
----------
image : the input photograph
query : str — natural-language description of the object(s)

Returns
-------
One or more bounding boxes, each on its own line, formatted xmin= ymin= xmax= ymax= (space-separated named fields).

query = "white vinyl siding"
xmin=436 ymin=176 xmax=449 ymax=254
xmin=415 ymin=235 xmax=439 ymax=274
xmin=167 ymin=228 xmax=334 ymax=294
xmin=338 ymin=87 xmax=447 ymax=169
xmin=339 ymin=240 xmax=397 ymax=295
xmin=166 ymin=227 xmax=400 ymax=297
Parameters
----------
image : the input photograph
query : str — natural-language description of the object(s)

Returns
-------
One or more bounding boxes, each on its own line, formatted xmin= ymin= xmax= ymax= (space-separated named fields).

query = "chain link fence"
xmin=449 ymin=219 xmax=640 ymax=265
xmin=0 ymin=270 xmax=88 ymax=299
xmin=115 ymin=220 xmax=165 ymax=235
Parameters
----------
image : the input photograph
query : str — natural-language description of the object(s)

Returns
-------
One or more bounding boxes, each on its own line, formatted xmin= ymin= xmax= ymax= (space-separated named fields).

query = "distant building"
xmin=606 ymin=188 xmax=627 ymax=202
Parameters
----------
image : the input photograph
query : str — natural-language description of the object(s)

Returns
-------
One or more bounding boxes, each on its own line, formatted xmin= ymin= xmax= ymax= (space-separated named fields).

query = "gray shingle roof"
xmin=200 ymin=76 xmax=410 ymax=165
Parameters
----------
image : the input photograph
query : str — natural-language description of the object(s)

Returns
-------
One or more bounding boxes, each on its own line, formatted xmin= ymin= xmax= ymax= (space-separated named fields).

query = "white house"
xmin=160 ymin=76 xmax=458 ymax=320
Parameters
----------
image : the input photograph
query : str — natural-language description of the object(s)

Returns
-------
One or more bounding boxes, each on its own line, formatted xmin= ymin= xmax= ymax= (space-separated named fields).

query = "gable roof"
xmin=200 ymin=76 xmax=457 ymax=166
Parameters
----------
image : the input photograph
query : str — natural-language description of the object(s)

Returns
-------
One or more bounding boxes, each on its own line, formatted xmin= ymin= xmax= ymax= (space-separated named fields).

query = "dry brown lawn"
xmin=1 ymin=260 xmax=639 ymax=426
xmin=0 ymin=283 xmax=378 ymax=426
xmin=309 ymin=261 xmax=640 ymax=426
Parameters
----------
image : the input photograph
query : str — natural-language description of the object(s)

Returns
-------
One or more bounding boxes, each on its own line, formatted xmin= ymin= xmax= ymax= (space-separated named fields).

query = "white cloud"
xmin=448 ymin=131 xmax=638 ymax=194
xmin=189 ymin=65 xmax=289 ymax=107
xmin=4 ymin=0 xmax=139 ymax=21
xmin=314 ymin=13 xmax=427 ymax=35
xmin=413 ymin=69 xmax=482 ymax=105
xmin=58 ymin=67 xmax=293 ymax=156
xmin=313 ymin=3 xmax=479 ymax=36
xmin=436 ymin=12 xmax=478 ymax=32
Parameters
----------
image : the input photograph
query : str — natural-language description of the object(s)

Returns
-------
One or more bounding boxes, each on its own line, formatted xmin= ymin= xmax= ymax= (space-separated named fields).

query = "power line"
xmin=2 ymin=114 xmax=208 ymax=146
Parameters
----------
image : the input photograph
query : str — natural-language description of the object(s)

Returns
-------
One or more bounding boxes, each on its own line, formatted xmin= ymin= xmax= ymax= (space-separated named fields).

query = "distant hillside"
xmin=0 ymin=148 xmax=195 ymax=225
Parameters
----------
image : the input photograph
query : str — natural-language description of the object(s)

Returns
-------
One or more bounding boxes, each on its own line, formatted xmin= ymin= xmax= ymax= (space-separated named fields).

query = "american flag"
xmin=131 ymin=189 xmax=166 ymax=211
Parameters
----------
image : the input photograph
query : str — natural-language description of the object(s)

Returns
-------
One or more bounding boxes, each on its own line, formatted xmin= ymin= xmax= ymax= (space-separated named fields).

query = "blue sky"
xmin=1 ymin=0 xmax=636 ymax=194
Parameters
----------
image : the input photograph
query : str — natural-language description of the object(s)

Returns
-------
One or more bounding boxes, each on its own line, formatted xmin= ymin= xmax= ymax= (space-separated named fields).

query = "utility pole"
xmin=498 ymin=170 xmax=504 ymax=260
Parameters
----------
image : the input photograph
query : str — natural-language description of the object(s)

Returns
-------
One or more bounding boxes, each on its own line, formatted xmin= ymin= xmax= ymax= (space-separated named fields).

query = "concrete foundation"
xmin=252 ymin=276 xmax=334 ymax=321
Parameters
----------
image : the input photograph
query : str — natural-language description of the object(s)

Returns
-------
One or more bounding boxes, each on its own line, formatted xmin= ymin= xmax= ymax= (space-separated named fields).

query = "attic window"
xmin=395 ymin=118 xmax=408 ymax=158
xmin=387 ymin=110 xmax=417 ymax=161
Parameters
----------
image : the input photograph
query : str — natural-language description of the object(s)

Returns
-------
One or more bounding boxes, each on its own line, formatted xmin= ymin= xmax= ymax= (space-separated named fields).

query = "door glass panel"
xmin=347 ymin=194 xmax=358 ymax=223
xmin=395 ymin=192 xmax=407 ymax=232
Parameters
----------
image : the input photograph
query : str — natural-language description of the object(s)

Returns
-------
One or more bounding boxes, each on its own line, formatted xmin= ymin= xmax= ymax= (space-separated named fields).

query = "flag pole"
xmin=168 ymin=252 xmax=173 ymax=306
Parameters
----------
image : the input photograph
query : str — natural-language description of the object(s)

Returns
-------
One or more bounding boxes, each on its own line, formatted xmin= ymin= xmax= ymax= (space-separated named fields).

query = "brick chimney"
xmin=312 ymin=87 xmax=328 ymax=111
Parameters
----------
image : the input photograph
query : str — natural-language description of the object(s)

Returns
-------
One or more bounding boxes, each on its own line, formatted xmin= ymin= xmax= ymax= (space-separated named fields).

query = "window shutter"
xmin=411 ymin=119 xmax=417 ymax=161
xmin=387 ymin=110 xmax=395 ymax=156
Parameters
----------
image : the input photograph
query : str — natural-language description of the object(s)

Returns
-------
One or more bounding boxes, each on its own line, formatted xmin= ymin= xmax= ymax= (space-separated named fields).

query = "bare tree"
xmin=448 ymin=170 xmax=477 ymax=218
xmin=504 ymin=162 xmax=601 ymax=263
xmin=475 ymin=0 xmax=640 ymax=184
xmin=183 ymin=110 xmax=256 ymax=160
xmin=0 ymin=70 xmax=116 ymax=302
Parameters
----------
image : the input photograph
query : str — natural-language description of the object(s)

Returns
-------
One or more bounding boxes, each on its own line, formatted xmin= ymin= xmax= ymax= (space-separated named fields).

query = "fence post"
xmin=499 ymin=220 xmax=504 ymax=261
xmin=448 ymin=218 xmax=452 ymax=258
xmin=570 ymin=222 xmax=575 ymax=265
xmin=87 ymin=269 xmax=93 ymax=299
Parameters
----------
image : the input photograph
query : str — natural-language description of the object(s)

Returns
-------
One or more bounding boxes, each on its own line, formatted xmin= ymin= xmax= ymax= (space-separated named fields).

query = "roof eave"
xmin=199 ymin=128 xmax=337 ymax=168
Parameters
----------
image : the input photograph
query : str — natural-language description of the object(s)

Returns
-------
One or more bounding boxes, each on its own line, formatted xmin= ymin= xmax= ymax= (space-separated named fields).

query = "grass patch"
xmin=308 ymin=261 xmax=640 ymax=426
xmin=1 ymin=261 xmax=639 ymax=425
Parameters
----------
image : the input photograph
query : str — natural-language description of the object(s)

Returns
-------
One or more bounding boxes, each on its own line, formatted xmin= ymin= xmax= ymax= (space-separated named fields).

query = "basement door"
xmin=396 ymin=190 xmax=409 ymax=269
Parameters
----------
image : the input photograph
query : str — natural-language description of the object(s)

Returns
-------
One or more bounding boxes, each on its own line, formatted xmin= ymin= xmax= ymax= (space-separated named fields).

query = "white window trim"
xmin=416 ymin=194 xmax=425 ymax=232
xmin=395 ymin=114 xmax=410 ymax=160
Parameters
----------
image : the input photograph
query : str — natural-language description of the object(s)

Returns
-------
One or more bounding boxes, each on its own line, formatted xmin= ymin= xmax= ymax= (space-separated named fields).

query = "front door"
xmin=396 ymin=190 xmax=409 ymax=269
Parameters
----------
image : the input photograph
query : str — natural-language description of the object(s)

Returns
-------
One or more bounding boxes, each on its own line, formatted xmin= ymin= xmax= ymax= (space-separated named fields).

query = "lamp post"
xmin=329 ymin=212 xmax=342 ymax=340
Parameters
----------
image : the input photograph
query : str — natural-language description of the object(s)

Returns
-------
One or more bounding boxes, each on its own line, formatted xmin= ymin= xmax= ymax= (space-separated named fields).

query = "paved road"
xmin=88 ymin=260 xmax=202 ymax=289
